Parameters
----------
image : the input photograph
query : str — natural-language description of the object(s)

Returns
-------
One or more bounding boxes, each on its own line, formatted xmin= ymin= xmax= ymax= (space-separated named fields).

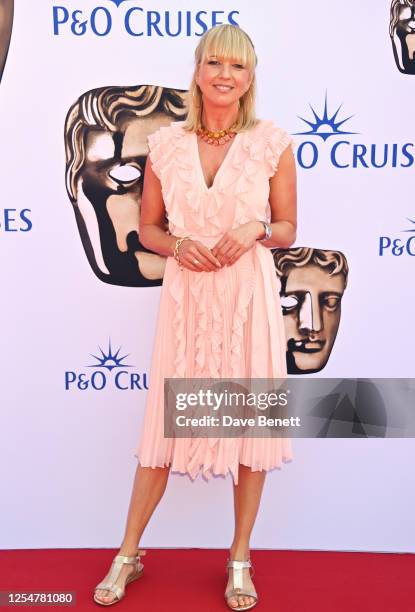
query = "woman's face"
xmin=195 ymin=54 xmax=253 ymax=109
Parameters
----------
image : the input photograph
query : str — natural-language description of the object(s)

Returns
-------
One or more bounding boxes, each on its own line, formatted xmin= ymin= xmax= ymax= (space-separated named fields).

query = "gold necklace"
xmin=197 ymin=125 xmax=237 ymax=146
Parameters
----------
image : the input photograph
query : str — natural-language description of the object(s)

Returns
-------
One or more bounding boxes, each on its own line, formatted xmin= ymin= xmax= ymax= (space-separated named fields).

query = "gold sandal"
xmin=93 ymin=549 xmax=146 ymax=606
xmin=225 ymin=558 xmax=258 ymax=611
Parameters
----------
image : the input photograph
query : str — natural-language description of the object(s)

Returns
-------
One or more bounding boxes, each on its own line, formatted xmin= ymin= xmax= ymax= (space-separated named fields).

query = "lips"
xmin=213 ymin=85 xmax=234 ymax=92
xmin=289 ymin=338 xmax=326 ymax=353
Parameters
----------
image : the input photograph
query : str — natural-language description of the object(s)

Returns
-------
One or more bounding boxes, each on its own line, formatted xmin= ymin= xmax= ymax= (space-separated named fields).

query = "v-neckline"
xmin=193 ymin=131 xmax=241 ymax=193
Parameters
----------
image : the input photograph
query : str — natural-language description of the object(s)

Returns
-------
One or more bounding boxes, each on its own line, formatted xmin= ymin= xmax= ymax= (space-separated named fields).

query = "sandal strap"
xmin=94 ymin=550 xmax=146 ymax=596
xmin=226 ymin=559 xmax=252 ymax=570
xmin=94 ymin=581 xmax=123 ymax=601
xmin=113 ymin=549 xmax=147 ymax=565
xmin=225 ymin=587 xmax=258 ymax=600
xmin=113 ymin=554 xmax=138 ymax=565
xmin=226 ymin=558 xmax=255 ymax=592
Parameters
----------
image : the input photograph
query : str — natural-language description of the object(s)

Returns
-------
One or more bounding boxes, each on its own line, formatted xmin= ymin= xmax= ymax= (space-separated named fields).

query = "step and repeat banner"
xmin=1 ymin=1 xmax=414 ymax=553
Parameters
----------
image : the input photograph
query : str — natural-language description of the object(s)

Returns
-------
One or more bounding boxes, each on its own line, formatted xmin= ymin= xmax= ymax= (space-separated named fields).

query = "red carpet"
xmin=0 ymin=548 xmax=414 ymax=611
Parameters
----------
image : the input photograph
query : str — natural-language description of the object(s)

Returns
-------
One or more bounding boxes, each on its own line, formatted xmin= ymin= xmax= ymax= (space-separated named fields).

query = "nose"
xmin=218 ymin=62 xmax=232 ymax=78
xmin=298 ymin=292 xmax=322 ymax=334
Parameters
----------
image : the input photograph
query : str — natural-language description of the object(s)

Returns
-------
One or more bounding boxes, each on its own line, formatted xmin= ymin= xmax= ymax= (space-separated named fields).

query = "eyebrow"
xmin=283 ymin=290 xmax=343 ymax=297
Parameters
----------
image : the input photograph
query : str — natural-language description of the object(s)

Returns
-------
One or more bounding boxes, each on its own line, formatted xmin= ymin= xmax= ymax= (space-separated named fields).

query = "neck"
xmin=201 ymin=101 xmax=239 ymax=131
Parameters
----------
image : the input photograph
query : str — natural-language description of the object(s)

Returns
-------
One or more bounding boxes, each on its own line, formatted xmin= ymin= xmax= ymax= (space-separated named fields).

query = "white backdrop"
xmin=1 ymin=0 xmax=414 ymax=552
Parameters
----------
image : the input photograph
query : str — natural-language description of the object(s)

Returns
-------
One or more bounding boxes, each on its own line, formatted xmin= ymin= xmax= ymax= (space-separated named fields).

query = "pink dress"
xmin=134 ymin=119 xmax=294 ymax=485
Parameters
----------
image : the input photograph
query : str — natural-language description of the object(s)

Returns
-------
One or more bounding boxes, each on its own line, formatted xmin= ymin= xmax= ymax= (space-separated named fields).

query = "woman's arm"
xmin=139 ymin=158 xmax=178 ymax=257
xmin=260 ymin=143 xmax=297 ymax=248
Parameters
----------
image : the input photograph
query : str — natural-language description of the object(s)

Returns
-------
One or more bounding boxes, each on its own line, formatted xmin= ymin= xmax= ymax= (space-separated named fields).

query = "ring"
xmin=193 ymin=258 xmax=199 ymax=265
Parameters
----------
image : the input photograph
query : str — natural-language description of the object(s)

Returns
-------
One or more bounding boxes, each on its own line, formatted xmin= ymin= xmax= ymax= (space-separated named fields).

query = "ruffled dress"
xmin=134 ymin=119 xmax=294 ymax=485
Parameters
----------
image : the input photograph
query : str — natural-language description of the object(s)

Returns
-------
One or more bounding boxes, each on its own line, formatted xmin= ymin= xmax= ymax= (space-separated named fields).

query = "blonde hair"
xmin=183 ymin=24 xmax=258 ymax=133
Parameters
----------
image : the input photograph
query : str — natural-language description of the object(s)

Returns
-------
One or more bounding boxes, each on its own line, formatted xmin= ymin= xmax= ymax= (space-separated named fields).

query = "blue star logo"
xmin=294 ymin=92 xmax=358 ymax=141
xmin=105 ymin=0 xmax=132 ymax=7
xmin=88 ymin=339 xmax=134 ymax=371
xmin=402 ymin=218 xmax=415 ymax=233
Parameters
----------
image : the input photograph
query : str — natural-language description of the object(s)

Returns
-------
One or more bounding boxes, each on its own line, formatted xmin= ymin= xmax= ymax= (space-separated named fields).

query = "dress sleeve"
xmin=264 ymin=122 xmax=296 ymax=179
xmin=147 ymin=121 xmax=182 ymax=180
xmin=147 ymin=127 xmax=167 ymax=180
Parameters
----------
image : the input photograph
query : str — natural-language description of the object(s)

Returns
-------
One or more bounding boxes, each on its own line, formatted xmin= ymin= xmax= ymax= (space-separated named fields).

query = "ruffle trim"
xmin=237 ymin=120 xmax=295 ymax=181
xmin=218 ymin=120 xmax=295 ymax=224
xmin=167 ymin=247 xmax=257 ymax=381
xmin=147 ymin=120 xmax=295 ymax=233
xmin=136 ymin=441 xmax=294 ymax=486
xmin=148 ymin=121 xmax=211 ymax=233
xmin=229 ymin=253 xmax=256 ymax=377
xmin=264 ymin=121 xmax=295 ymax=178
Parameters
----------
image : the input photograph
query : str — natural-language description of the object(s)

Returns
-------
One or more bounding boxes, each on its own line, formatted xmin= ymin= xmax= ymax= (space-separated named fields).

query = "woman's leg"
xmin=95 ymin=465 xmax=170 ymax=604
xmin=227 ymin=464 xmax=267 ymax=609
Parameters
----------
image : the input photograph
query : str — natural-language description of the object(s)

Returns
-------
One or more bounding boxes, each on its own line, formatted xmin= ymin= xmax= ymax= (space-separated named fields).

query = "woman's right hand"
xmin=176 ymin=239 xmax=222 ymax=272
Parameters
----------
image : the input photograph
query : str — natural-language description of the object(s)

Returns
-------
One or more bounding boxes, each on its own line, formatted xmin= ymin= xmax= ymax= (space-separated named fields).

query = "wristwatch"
xmin=258 ymin=221 xmax=272 ymax=242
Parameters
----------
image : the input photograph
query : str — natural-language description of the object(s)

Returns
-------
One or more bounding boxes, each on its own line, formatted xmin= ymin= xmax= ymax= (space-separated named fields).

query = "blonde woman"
xmin=94 ymin=23 xmax=297 ymax=611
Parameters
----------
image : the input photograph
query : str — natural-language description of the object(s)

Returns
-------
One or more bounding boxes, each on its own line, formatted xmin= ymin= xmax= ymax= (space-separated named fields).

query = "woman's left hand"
xmin=210 ymin=221 xmax=264 ymax=267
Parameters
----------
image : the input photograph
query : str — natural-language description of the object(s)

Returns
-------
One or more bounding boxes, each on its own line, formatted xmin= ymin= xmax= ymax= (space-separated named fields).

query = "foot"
xmin=94 ymin=552 xmax=138 ymax=605
xmin=225 ymin=549 xmax=257 ymax=610
xmin=225 ymin=566 xmax=256 ymax=609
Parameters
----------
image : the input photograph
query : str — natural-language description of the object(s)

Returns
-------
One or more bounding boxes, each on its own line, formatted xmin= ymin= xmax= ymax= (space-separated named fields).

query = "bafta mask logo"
xmin=0 ymin=0 xmax=13 ymax=83
xmin=64 ymin=84 xmax=187 ymax=287
xmin=273 ymin=247 xmax=349 ymax=375
xmin=390 ymin=0 xmax=415 ymax=74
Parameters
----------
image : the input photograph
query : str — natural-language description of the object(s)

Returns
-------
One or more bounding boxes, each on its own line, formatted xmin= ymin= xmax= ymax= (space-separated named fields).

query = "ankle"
xmin=118 ymin=546 xmax=139 ymax=557
xmin=229 ymin=544 xmax=250 ymax=560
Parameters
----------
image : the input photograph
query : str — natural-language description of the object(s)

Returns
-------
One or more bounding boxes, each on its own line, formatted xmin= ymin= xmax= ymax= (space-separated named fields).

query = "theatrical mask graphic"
xmin=390 ymin=0 xmax=415 ymax=74
xmin=273 ymin=247 xmax=349 ymax=375
xmin=65 ymin=85 xmax=187 ymax=287
xmin=0 ymin=0 xmax=13 ymax=83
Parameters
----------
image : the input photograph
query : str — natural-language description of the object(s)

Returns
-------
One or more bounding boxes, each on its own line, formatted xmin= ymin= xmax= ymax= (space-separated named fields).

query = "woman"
xmin=94 ymin=24 xmax=297 ymax=611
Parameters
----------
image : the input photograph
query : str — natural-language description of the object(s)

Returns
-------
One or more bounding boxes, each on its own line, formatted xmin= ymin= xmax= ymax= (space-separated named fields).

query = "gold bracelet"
xmin=173 ymin=236 xmax=191 ymax=266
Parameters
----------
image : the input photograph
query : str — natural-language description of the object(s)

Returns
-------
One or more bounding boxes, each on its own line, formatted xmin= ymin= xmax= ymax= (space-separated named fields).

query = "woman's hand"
xmin=211 ymin=221 xmax=264 ymax=267
xmin=177 ymin=239 xmax=222 ymax=272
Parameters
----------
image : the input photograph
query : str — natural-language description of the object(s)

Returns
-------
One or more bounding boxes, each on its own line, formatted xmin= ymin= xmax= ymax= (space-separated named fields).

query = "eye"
xmin=399 ymin=7 xmax=411 ymax=20
xmin=280 ymin=295 xmax=299 ymax=312
xmin=108 ymin=164 xmax=142 ymax=184
xmin=322 ymin=295 xmax=341 ymax=311
xmin=208 ymin=60 xmax=219 ymax=65
xmin=233 ymin=63 xmax=244 ymax=69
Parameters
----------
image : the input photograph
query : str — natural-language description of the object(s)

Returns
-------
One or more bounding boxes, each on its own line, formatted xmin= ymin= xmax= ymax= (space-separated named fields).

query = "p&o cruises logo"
xmin=52 ymin=0 xmax=240 ymax=37
xmin=293 ymin=93 xmax=414 ymax=170
xmin=379 ymin=218 xmax=415 ymax=256
xmin=64 ymin=339 xmax=148 ymax=390
xmin=0 ymin=209 xmax=32 ymax=232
